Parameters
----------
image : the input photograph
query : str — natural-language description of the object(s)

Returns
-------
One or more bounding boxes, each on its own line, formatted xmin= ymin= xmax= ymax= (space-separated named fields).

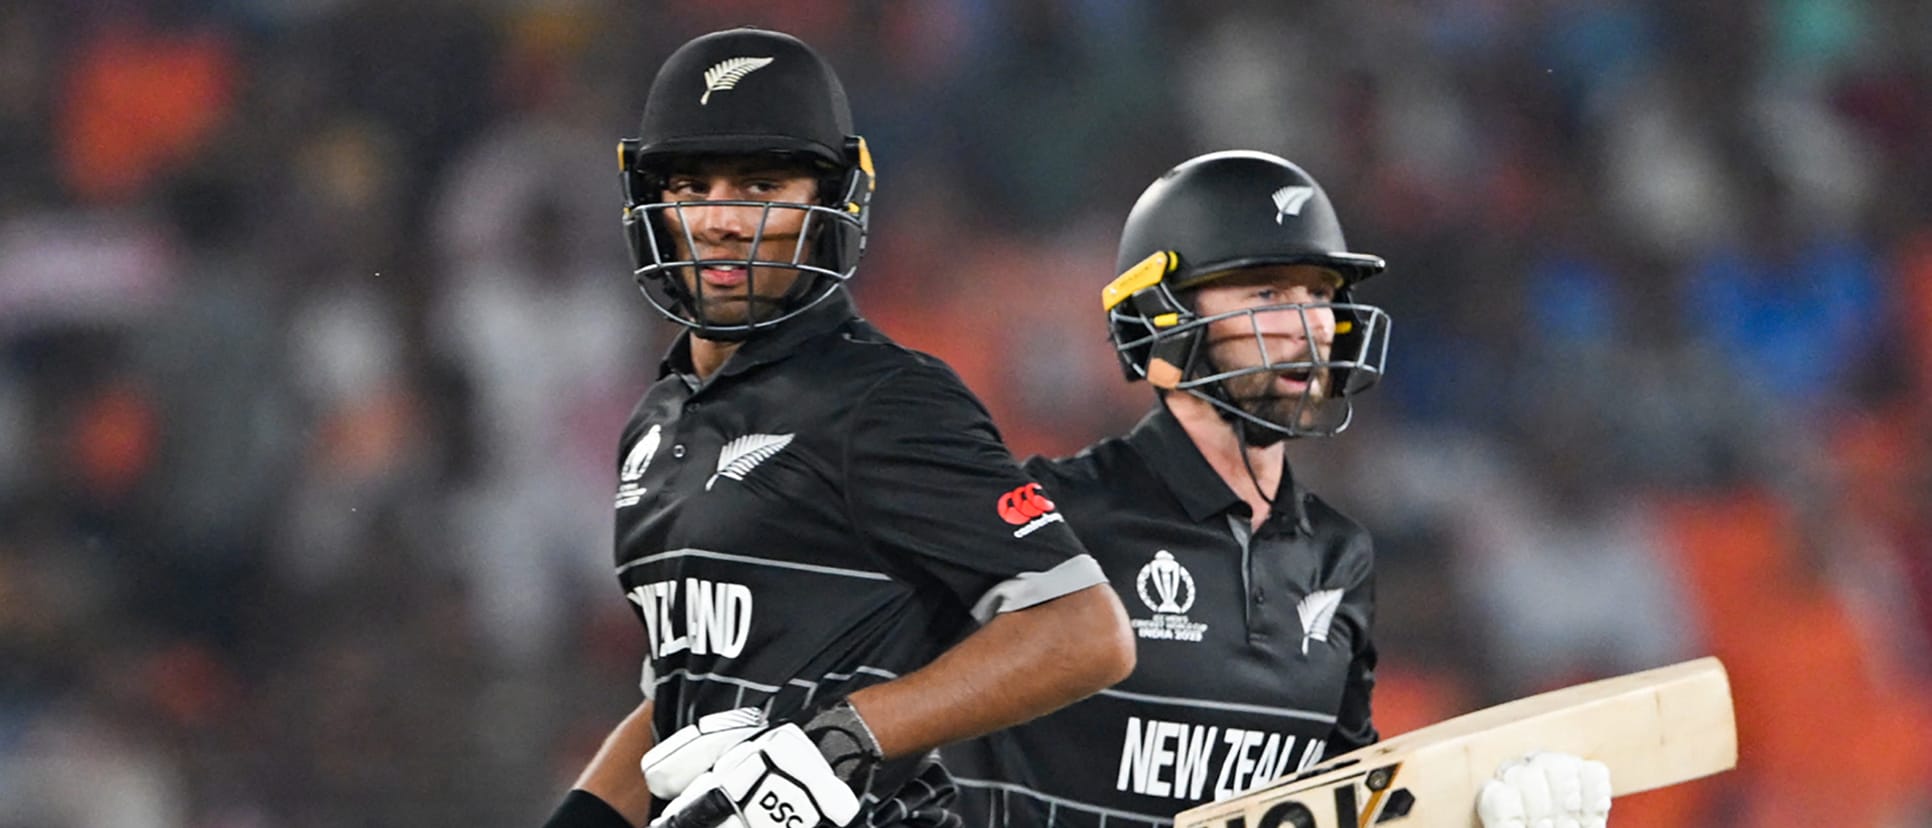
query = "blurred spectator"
xmin=1681 ymin=167 xmax=1880 ymax=417
xmin=54 ymin=13 xmax=238 ymax=205
xmin=427 ymin=97 xmax=649 ymax=665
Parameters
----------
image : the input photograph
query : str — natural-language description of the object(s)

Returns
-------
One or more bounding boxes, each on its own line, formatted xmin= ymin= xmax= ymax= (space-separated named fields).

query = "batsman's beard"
xmin=1209 ymin=360 xmax=1332 ymax=445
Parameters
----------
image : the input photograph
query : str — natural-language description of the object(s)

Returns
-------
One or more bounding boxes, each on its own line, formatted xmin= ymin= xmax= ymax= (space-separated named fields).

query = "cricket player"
xmin=941 ymin=151 xmax=1611 ymax=828
xmin=539 ymin=28 xmax=1135 ymax=828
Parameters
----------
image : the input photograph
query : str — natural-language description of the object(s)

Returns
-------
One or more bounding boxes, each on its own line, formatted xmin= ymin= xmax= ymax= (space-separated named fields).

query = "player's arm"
xmin=848 ymin=579 xmax=1133 ymax=757
xmin=641 ymin=581 xmax=1132 ymax=828
xmin=642 ymin=568 xmax=1131 ymax=826
xmin=1326 ymin=547 xmax=1379 ymax=756
xmin=1327 ymin=637 xmax=1379 ymax=755
xmin=640 ymin=361 xmax=1135 ymax=827
xmin=836 ymin=360 xmax=1134 ymax=755
xmin=544 ymin=699 xmax=655 ymax=828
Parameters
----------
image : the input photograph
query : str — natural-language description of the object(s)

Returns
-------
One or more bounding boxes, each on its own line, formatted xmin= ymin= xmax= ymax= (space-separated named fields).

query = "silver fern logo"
xmin=1296 ymin=588 xmax=1345 ymax=654
xmin=707 ymin=433 xmax=794 ymax=490
xmin=701 ymin=56 xmax=775 ymax=105
xmin=1272 ymin=185 xmax=1316 ymax=224
xmin=1135 ymin=551 xmax=1195 ymax=614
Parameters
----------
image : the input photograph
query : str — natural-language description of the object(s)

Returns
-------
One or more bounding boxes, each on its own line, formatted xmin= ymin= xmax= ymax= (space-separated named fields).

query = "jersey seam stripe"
xmin=952 ymin=777 xmax=1170 ymax=824
xmin=652 ymin=669 xmax=784 ymax=693
xmin=615 ymin=547 xmax=893 ymax=581
xmin=655 ymin=665 xmax=901 ymax=693
xmin=825 ymin=665 xmax=900 ymax=681
xmin=1094 ymin=688 xmax=1339 ymax=723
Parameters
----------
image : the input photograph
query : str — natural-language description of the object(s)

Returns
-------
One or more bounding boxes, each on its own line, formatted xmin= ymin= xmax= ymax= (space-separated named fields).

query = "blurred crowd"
xmin=1 ymin=1 xmax=1928 ymax=826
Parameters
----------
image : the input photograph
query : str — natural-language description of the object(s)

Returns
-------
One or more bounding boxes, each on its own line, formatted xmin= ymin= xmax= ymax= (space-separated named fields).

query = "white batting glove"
xmin=1476 ymin=751 xmax=1612 ymax=828
xmin=649 ymin=724 xmax=862 ymax=828
xmin=641 ymin=707 xmax=768 ymax=798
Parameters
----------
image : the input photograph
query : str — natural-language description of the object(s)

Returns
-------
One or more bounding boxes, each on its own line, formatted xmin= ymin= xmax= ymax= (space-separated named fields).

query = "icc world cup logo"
xmin=1135 ymin=551 xmax=1195 ymax=614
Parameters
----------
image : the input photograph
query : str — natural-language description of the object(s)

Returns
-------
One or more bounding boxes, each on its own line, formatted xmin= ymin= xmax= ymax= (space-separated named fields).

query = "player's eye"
xmin=743 ymin=179 xmax=785 ymax=197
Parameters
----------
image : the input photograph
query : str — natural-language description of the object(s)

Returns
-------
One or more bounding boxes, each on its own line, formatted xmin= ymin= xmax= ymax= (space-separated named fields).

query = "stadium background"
xmin=1 ymin=1 xmax=1928 ymax=825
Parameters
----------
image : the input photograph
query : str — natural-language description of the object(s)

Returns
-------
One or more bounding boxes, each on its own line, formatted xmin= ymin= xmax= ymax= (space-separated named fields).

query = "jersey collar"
xmin=1126 ymin=403 xmax=1313 ymax=533
xmin=658 ymin=290 xmax=861 ymax=386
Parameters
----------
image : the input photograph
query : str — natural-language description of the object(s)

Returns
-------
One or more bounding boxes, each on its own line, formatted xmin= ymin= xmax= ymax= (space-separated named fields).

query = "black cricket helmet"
xmin=617 ymin=27 xmax=876 ymax=340
xmin=1103 ymin=150 xmax=1392 ymax=438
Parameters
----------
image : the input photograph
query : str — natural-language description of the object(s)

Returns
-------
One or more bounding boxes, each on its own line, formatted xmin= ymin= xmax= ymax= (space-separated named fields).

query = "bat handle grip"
xmin=661 ymin=789 xmax=741 ymax=828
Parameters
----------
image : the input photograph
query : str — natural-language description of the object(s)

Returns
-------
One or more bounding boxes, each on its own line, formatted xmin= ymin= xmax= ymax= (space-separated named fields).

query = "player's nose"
xmin=684 ymin=203 xmax=759 ymax=244
xmin=1257 ymin=308 xmax=1322 ymax=341
xmin=1256 ymin=309 xmax=1335 ymax=359
xmin=676 ymin=181 xmax=763 ymax=243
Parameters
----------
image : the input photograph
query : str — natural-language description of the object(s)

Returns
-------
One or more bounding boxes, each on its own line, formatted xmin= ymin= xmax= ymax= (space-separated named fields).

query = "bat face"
xmin=1177 ymin=757 xmax=1411 ymax=828
xmin=1175 ymin=657 xmax=1738 ymax=828
xmin=1174 ymin=756 xmax=1414 ymax=828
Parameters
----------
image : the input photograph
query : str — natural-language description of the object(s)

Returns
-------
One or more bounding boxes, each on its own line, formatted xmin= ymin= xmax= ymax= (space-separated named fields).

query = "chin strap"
xmin=1233 ymin=418 xmax=1277 ymax=511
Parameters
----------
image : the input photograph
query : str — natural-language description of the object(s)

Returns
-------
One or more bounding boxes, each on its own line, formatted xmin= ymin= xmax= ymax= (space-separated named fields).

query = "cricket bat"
xmin=1173 ymin=656 xmax=1737 ymax=828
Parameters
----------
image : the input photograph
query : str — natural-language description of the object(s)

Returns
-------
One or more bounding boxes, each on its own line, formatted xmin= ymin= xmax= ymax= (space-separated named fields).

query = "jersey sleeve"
xmin=844 ymin=359 xmax=1104 ymax=620
xmin=1328 ymin=549 xmax=1379 ymax=754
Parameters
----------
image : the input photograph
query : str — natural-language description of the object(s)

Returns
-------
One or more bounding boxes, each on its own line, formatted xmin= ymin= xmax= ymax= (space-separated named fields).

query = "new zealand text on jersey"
xmin=1117 ymin=716 xmax=1326 ymax=802
xmin=628 ymin=577 xmax=754 ymax=658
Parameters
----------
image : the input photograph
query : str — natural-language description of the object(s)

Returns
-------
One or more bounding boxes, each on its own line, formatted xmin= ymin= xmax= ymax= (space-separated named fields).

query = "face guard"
xmin=1106 ymin=251 xmax=1393 ymax=440
xmin=618 ymin=139 xmax=875 ymax=341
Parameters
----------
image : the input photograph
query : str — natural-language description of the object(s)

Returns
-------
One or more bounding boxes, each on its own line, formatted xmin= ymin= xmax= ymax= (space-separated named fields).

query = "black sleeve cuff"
xmin=542 ymin=790 xmax=633 ymax=828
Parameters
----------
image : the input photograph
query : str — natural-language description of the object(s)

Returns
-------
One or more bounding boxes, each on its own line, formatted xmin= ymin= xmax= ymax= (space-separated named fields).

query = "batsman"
xmin=941 ymin=151 xmax=1614 ymax=828
xmin=538 ymin=27 xmax=1136 ymax=828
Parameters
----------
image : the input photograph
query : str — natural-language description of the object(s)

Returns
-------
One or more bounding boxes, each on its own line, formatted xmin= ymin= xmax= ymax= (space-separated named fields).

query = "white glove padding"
xmin=649 ymin=724 xmax=862 ymax=828
xmin=1476 ymin=751 xmax=1612 ymax=828
xmin=642 ymin=707 xmax=768 ymax=798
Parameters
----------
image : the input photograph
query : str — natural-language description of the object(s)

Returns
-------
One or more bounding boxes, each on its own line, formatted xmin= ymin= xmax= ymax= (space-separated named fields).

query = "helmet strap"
xmin=1233 ymin=417 xmax=1278 ymax=510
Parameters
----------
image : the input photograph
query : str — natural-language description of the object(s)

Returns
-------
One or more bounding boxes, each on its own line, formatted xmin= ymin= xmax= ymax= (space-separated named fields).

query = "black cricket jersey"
xmin=942 ymin=406 xmax=1378 ymax=827
xmin=612 ymin=293 xmax=1106 ymax=827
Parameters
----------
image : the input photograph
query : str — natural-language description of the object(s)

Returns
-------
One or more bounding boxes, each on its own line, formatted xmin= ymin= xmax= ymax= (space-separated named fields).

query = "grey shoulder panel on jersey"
xmin=968 ymin=553 xmax=1108 ymax=624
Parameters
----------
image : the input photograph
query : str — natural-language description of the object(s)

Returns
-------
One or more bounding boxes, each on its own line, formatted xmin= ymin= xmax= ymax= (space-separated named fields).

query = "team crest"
xmin=708 ymin=433 xmax=794 ymax=490
xmin=1297 ymin=588 xmax=1345 ymax=655
xmin=1130 ymin=551 xmax=1208 ymax=643
xmin=701 ymin=56 xmax=774 ymax=105
xmin=1272 ymin=185 xmax=1315 ymax=224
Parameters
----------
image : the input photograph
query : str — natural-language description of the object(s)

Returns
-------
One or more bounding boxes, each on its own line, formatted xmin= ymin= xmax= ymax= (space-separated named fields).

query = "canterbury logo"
xmin=1296 ymin=588 xmax=1345 ymax=654
xmin=997 ymin=482 xmax=1064 ymax=538
xmin=701 ymin=56 xmax=774 ymax=105
xmin=997 ymin=482 xmax=1055 ymax=524
xmin=707 ymin=433 xmax=793 ymax=490
xmin=1272 ymin=185 xmax=1316 ymax=224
